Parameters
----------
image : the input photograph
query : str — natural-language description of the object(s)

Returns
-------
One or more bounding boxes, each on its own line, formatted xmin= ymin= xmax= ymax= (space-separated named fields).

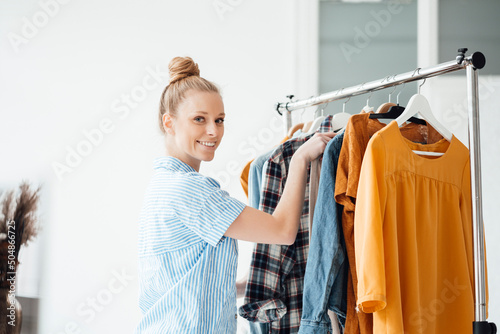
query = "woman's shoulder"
xmin=151 ymin=169 xmax=221 ymax=195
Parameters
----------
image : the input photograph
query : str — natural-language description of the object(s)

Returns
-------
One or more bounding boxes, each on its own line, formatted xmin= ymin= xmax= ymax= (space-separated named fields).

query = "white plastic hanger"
xmin=361 ymin=90 xmax=373 ymax=113
xmin=331 ymin=97 xmax=352 ymax=131
xmin=306 ymin=103 xmax=328 ymax=134
xmin=394 ymin=79 xmax=452 ymax=156
xmin=395 ymin=79 xmax=452 ymax=142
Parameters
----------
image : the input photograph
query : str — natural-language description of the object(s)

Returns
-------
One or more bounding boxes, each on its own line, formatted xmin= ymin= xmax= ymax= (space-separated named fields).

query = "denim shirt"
xmin=299 ymin=132 xmax=348 ymax=333
xmin=248 ymin=149 xmax=275 ymax=209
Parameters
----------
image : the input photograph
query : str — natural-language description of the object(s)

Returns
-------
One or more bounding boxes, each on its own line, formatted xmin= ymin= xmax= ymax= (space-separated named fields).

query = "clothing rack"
xmin=276 ymin=49 xmax=496 ymax=334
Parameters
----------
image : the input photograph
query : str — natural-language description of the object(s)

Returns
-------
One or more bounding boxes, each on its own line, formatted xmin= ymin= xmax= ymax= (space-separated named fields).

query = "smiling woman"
xmin=158 ymin=57 xmax=225 ymax=172
xmin=163 ymin=92 xmax=225 ymax=171
xmin=135 ymin=56 xmax=335 ymax=333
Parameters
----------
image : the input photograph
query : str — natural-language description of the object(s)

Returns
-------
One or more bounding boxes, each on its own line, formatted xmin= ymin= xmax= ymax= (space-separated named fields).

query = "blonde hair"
xmin=158 ymin=56 xmax=220 ymax=134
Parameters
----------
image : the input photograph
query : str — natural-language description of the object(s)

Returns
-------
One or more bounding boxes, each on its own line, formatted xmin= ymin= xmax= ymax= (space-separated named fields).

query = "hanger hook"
xmin=321 ymin=102 xmax=330 ymax=116
xmin=313 ymin=103 xmax=322 ymax=117
xmin=366 ymin=90 xmax=373 ymax=105
xmin=314 ymin=101 xmax=329 ymax=117
xmin=382 ymin=75 xmax=392 ymax=84
xmin=335 ymin=88 xmax=344 ymax=106
xmin=342 ymin=97 xmax=350 ymax=114
xmin=300 ymin=95 xmax=314 ymax=120
xmin=418 ymin=78 xmax=426 ymax=94
xmin=411 ymin=67 xmax=421 ymax=78
xmin=388 ymin=85 xmax=397 ymax=103
xmin=396 ymin=82 xmax=406 ymax=105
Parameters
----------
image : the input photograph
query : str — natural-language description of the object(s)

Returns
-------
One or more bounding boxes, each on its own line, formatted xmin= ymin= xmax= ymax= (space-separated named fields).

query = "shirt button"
xmin=235 ymin=314 xmax=238 ymax=319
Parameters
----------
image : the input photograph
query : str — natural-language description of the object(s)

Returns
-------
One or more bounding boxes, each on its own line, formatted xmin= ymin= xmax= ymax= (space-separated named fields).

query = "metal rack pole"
xmin=467 ymin=56 xmax=497 ymax=334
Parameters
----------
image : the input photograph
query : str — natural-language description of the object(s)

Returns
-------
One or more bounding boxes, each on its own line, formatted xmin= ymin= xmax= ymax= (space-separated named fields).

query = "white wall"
xmin=0 ymin=1 xmax=305 ymax=333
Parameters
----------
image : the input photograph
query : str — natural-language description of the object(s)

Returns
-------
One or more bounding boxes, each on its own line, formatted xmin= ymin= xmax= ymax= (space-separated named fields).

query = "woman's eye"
xmin=194 ymin=117 xmax=204 ymax=122
xmin=216 ymin=118 xmax=225 ymax=124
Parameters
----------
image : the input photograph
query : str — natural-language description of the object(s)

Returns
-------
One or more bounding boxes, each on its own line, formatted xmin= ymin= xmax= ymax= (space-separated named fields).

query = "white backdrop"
xmin=1 ymin=1 xmax=498 ymax=333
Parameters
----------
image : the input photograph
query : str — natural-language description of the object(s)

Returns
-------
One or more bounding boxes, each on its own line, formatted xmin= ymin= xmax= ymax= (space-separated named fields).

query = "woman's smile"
xmin=197 ymin=140 xmax=217 ymax=148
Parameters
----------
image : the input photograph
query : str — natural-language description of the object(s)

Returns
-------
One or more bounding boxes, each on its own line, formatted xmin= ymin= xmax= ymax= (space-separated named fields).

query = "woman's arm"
xmin=224 ymin=132 xmax=336 ymax=245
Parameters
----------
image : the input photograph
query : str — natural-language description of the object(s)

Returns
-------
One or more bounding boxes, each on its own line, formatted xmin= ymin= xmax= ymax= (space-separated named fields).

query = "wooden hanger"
xmin=287 ymin=123 xmax=304 ymax=138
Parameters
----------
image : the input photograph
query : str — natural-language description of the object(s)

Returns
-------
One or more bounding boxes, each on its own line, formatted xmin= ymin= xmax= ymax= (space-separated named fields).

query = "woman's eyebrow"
xmin=191 ymin=111 xmax=225 ymax=116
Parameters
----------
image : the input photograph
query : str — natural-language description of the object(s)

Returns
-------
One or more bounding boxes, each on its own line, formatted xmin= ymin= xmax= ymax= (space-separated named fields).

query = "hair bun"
xmin=168 ymin=56 xmax=200 ymax=85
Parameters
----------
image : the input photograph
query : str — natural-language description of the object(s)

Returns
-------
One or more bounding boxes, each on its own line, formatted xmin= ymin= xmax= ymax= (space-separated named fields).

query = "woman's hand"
xmin=294 ymin=132 xmax=336 ymax=163
xmin=224 ymin=131 xmax=337 ymax=245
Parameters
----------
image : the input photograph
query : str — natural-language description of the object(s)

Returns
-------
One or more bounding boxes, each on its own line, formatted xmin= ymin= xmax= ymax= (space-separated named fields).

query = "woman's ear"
xmin=162 ymin=113 xmax=175 ymax=135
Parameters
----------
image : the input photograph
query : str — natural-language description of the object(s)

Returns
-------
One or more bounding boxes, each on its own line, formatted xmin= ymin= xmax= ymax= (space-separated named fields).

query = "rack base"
xmin=473 ymin=321 xmax=497 ymax=334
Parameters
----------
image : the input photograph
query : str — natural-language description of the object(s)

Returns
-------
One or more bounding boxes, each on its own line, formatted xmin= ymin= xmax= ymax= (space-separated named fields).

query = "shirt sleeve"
xmin=173 ymin=174 xmax=246 ymax=247
xmin=354 ymin=133 xmax=388 ymax=313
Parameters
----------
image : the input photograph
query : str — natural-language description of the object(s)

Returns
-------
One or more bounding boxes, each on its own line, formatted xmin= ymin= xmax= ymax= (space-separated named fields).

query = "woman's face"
xmin=166 ymin=90 xmax=225 ymax=170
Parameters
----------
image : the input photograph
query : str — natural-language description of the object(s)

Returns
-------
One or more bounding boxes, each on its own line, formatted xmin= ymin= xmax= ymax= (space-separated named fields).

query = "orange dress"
xmin=354 ymin=121 xmax=486 ymax=333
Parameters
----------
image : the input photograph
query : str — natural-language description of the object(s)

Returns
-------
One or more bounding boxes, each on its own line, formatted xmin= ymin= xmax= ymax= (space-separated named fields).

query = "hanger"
xmin=294 ymin=103 xmax=312 ymax=137
xmin=370 ymin=82 xmax=426 ymax=125
xmin=361 ymin=89 xmax=373 ymax=113
xmin=373 ymin=76 xmax=397 ymax=114
xmin=395 ymin=78 xmax=453 ymax=155
xmin=373 ymin=76 xmax=395 ymax=114
xmin=284 ymin=94 xmax=303 ymax=138
xmin=306 ymin=103 xmax=328 ymax=134
xmin=331 ymin=95 xmax=352 ymax=132
xmin=287 ymin=122 xmax=304 ymax=138
xmin=301 ymin=120 xmax=313 ymax=133
xmin=375 ymin=102 xmax=396 ymax=114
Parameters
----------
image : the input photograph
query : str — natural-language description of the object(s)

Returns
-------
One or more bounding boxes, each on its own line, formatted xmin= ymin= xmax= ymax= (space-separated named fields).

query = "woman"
xmin=135 ymin=56 xmax=335 ymax=333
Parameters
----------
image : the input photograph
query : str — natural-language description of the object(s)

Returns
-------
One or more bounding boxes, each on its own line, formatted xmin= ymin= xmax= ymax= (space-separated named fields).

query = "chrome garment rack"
xmin=276 ymin=49 xmax=496 ymax=334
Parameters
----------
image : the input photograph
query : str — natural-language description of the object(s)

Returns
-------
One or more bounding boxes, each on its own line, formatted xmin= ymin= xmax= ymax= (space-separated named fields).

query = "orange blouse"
xmin=354 ymin=121 xmax=486 ymax=333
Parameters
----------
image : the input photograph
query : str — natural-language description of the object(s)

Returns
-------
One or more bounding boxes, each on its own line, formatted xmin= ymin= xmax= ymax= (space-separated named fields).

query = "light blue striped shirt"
xmin=135 ymin=156 xmax=247 ymax=333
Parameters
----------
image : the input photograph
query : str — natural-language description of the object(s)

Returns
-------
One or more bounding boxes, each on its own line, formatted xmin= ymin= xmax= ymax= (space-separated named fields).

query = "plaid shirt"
xmin=239 ymin=116 xmax=334 ymax=333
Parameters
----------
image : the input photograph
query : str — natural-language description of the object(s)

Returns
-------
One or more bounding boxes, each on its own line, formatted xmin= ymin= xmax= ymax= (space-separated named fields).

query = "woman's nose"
xmin=205 ymin=123 xmax=217 ymax=136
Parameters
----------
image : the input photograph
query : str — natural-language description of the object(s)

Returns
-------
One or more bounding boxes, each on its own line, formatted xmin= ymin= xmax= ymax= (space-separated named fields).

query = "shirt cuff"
xmin=238 ymin=298 xmax=287 ymax=323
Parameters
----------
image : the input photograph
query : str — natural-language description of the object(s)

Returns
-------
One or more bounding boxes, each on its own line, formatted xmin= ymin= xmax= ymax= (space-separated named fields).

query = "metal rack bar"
xmin=276 ymin=53 xmax=481 ymax=118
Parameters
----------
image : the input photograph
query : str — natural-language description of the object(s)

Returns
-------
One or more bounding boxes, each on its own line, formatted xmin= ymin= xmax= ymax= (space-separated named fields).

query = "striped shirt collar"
xmin=153 ymin=156 xmax=196 ymax=173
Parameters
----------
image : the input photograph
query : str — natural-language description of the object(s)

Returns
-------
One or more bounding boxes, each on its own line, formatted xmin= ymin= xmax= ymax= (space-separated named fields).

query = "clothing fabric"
xmin=248 ymin=149 xmax=277 ymax=209
xmin=299 ymin=132 xmax=348 ymax=334
xmin=248 ymin=321 xmax=272 ymax=334
xmin=334 ymin=113 xmax=444 ymax=334
xmin=241 ymin=159 xmax=252 ymax=198
xmin=135 ymin=156 xmax=246 ymax=334
xmin=240 ymin=116 xmax=334 ymax=333
xmin=308 ymin=157 xmax=322 ymax=241
xmin=354 ymin=121 xmax=479 ymax=333
xmin=242 ymin=136 xmax=290 ymax=200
